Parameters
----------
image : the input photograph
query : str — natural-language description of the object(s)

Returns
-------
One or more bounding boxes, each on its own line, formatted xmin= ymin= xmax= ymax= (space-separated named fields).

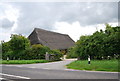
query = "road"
xmin=0 ymin=60 xmax=119 ymax=81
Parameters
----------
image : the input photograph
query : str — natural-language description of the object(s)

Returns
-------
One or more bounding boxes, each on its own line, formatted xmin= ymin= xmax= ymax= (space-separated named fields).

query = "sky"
xmin=0 ymin=1 xmax=119 ymax=42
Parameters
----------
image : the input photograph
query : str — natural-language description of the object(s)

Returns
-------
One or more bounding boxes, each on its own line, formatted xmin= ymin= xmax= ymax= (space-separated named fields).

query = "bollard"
xmin=7 ymin=57 xmax=9 ymax=62
xmin=45 ymin=52 xmax=49 ymax=60
xmin=88 ymin=55 xmax=90 ymax=64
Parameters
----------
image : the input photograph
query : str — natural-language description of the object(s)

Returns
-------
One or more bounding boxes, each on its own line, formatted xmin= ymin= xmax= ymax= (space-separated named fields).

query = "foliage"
xmin=67 ymin=24 xmax=120 ymax=60
xmin=2 ymin=35 xmax=63 ymax=60
xmin=2 ymin=41 xmax=13 ymax=60
xmin=49 ymin=49 xmax=63 ymax=60
xmin=21 ymin=44 xmax=50 ymax=60
xmin=10 ymin=34 xmax=30 ymax=50
xmin=66 ymin=47 xmax=78 ymax=58
xmin=66 ymin=60 xmax=118 ymax=72
xmin=24 ymin=44 xmax=63 ymax=60
xmin=2 ymin=34 xmax=31 ymax=60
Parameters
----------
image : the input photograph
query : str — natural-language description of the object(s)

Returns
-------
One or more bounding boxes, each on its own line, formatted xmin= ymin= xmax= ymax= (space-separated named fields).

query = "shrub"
xmin=66 ymin=47 xmax=78 ymax=58
xmin=49 ymin=49 xmax=63 ymax=61
xmin=31 ymin=44 xmax=50 ymax=59
xmin=24 ymin=48 xmax=33 ymax=60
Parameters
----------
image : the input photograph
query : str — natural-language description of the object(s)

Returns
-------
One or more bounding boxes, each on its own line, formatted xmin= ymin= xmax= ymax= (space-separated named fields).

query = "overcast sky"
xmin=0 ymin=1 xmax=118 ymax=42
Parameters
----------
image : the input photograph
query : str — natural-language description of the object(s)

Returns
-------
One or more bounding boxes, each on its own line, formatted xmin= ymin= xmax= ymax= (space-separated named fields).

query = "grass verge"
xmin=0 ymin=60 xmax=49 ymax=64
xmin=66 ymin=60 xmax=119 ymax=72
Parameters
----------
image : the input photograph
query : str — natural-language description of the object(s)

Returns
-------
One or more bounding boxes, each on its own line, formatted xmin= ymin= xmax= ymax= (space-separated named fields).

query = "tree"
xmin=104 ymin=26 xmax=120 ymax=58
xmin=67 ymin=24 xmax=120 ymax=60
xmin=9 ymin=34 xmax=30 ymax=60
xmin=75 ymin=35 xmax=90 ymax=60
xmin=1 ymin=41 xmax=13 ymax=60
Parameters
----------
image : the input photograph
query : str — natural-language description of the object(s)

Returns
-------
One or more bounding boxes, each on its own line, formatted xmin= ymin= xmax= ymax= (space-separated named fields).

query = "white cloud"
xmin=0 ymin=3 xmax=20 ymax=42
xmin=0 ymin=28 xmax=11 ymax=42
xmin=0 ymin=2 xmax=118 ymax=42
xmin=4 ymin=4 xmax=19 ymax=22
xmin=53 ymin=21 xmax=118 ymax=41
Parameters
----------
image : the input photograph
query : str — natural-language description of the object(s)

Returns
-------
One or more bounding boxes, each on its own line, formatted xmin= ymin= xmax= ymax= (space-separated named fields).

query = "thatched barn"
xmin=28 ymin=28 xmax=75 ymax=54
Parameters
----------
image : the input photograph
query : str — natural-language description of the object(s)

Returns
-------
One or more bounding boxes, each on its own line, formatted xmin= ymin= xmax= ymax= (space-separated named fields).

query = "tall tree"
xmin=67 ymin=24 xmax=120 ymax=60
xmin=9 ymin=34 xmax=30 ymax=59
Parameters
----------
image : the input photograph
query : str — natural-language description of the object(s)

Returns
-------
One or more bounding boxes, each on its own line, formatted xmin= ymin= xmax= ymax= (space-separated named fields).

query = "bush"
xmin=24 ymin=45 xmax=63 ymax=60
xmin=24 ymin=48 xmax=33 ymax=60
xmin=49 ymin=49 xmax=63 ymax=61
xmin=66 ymin=47 xmax=78 ymax=59
xmin=24 ymin=44 xmax=51 ymax=60
xmin=31 ymin=44 xmax=50 ymax=59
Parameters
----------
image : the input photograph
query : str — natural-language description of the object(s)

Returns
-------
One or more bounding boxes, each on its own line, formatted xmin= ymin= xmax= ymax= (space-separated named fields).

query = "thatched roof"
xmin=28 ymin=28 xmax=75 ymax=50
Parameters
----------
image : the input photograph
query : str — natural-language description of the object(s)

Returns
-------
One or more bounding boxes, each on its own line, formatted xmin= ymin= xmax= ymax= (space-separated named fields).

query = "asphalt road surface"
xmin=0 ymin=60 xmax=119 ymax=81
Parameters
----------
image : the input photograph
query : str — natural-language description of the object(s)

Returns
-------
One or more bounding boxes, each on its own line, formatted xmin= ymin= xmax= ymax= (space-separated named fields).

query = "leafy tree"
xmin=1 ymin=41 xmax=13 ymax=60
xmin=104 ymin=26 xmax=120 ymax=58
xmin=67 ymin=24 xmax=120 ymax=60
xmin=8 ymin=34 xmax=30 ymax=60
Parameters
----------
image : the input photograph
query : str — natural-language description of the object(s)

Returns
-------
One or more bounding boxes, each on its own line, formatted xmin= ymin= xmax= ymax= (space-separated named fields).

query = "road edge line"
xmin=0 ymin=73 xmax=30 ymax=79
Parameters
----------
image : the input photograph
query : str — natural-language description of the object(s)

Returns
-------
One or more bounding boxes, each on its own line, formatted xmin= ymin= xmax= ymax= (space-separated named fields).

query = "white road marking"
xmin=85 ymin=71 xmax=118 ymax=74
xmin=3 ymin=65 xmax=14 ymax=67
xmin=16 ymin=66 xmax=23 ymax=67
xmin=64 ymin=69 xmax=80 ymax=71
xmin=64 ymin=69 xmax=118 ymax=73
xmin=0 ymin=73 xmax=30 ymax=79
xmin=0 ymin=78 xmax=4 ymax=80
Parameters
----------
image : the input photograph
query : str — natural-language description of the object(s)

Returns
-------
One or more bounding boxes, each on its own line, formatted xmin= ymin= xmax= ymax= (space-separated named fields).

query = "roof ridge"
xmin=34 ymin=28 xmax=68 ymax=36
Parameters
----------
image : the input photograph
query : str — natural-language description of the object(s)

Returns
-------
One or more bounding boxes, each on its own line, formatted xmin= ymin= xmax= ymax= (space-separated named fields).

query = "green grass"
xmin=0 ymin=60 xmax=49 ymax=64
xmin=66 ymin=60 xmax=119 ymax=72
